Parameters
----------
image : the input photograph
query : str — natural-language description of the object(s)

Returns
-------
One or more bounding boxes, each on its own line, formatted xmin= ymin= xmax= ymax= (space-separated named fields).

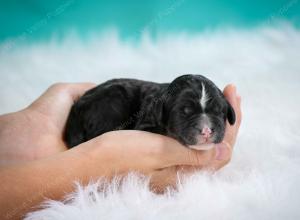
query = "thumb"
xmin=166 ymin=143 xmax=217 ymax=167
xmin=183 ymin=147 xmax=217 ymax=166
xmin=155 ymin=134 xmax=217 ymax=167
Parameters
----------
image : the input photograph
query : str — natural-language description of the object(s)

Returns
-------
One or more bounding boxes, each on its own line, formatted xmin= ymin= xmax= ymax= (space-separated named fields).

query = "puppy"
xmin=64 ymin=75 xmax=235 ymax=150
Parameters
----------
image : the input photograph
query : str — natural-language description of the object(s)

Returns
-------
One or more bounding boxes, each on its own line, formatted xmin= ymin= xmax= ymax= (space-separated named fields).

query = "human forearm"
xmin=0 ymin=129 xmax=220 ymax=220
xmin=0 ymin=140 xmax=110 ymax=220
xmin=0 ymin=83 xmax=241 ymax=220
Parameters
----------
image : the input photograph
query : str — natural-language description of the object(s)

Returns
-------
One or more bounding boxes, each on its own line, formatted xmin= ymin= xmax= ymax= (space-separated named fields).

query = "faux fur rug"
xmin=1 ymin=23 xmax=300 ymax=220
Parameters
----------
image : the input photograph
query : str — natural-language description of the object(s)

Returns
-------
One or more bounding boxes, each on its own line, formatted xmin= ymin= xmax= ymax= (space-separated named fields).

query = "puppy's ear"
xmin=226 ymin=100 xmax=236 ymax=125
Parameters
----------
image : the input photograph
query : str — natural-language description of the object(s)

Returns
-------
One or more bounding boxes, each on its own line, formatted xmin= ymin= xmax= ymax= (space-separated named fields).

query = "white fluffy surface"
xmin=1 ymin=23 xmax=300 ymax=220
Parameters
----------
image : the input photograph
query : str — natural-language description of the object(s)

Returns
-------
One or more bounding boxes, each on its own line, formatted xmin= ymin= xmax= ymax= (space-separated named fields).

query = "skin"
xmin=0 ymin=82 xmax=242 ymax=220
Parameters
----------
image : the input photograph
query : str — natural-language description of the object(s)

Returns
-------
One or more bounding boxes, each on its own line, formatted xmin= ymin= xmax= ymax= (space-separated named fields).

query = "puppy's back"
xmin=64 ymin=78 xmax=163 ymax=147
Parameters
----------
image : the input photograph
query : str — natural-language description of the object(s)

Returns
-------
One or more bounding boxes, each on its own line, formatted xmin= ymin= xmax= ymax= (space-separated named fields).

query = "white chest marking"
xmin=200 ymin=83 xmax=209 ymax=110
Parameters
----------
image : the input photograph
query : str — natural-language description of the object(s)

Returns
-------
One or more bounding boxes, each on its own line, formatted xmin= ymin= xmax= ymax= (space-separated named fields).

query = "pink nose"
xmin=201 ymin=127 xmax=212 ymax=138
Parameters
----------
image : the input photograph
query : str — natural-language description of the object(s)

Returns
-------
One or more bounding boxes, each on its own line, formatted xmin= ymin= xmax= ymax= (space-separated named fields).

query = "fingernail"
xmin=215 ymin=145 xmax=230 ymax=161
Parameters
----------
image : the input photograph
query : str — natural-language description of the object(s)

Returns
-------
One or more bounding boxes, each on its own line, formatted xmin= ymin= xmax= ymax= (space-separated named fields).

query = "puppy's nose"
xmin=201 ymin=126 xmax=212 ymax=138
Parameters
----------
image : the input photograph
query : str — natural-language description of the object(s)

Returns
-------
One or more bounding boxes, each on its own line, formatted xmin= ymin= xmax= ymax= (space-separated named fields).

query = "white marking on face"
xmin=200 ymin=83 xmax=209 ymax=111
xmin=200 ymin=113 xmax=212 ymax=129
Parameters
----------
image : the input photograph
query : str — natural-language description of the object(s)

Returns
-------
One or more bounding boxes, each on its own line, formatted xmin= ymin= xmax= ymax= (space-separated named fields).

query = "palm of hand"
xmin=0 ymin=83 xmax=95 ymax=163
xmin=25 ymin=83 xmax=97 ymax=157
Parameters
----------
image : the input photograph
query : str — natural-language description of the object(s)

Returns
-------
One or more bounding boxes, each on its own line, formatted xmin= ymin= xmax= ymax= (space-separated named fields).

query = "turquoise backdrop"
xmin=0 ymin=0 xmax=299 ymax=42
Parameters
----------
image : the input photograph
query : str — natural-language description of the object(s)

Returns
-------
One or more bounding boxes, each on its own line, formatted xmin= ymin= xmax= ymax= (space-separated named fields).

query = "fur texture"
xmin=0 ymin=23 xmax=299 ymax=220
xmin=64 ymin=75 xmax=235 ymax=148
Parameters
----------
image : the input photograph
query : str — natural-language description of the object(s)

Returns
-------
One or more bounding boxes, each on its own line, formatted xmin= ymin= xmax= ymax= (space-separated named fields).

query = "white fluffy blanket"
xmin=1 ymin=23 xmax=300 ymax=220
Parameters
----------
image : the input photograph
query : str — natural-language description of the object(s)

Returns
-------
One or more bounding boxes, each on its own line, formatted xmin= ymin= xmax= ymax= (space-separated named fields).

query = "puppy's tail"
xmin=64 ymin=106 xmax=85 ymax=148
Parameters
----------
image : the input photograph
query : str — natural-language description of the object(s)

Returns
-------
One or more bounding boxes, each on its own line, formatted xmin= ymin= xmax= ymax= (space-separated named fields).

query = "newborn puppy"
xmin=64 ymin=75 xmax=235 ymax=149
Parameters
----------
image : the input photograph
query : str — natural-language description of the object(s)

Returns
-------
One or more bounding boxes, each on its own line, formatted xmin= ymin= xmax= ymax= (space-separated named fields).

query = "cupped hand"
xmin=79 ymin=84 xmax=242 ymax=192
xmin=0 ymin=83 xmax=96 ymax=164
xmin=149 ymin=84 xmax=242 ymax=192
xmin=81 ymin=129 xmax=218 ymax=175
xmin=208 ymin=84 xmax=242 ymax=170
xmin=0 ymin=82 xmax=241 ymax=193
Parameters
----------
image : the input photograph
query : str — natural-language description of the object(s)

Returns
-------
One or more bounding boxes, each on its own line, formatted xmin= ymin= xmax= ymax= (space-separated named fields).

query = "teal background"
xmin=0 ymin=0 xmax=299 ymax=42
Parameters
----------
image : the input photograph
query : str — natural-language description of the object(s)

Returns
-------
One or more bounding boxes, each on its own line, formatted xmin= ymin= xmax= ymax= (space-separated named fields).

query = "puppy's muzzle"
xmin=201 ymin=126 xmax=213 ymax=138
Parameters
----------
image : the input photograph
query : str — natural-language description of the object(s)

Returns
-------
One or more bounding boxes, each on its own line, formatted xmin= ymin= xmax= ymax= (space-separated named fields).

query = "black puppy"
xmin=64 ymin=75 xmax=235 ymax=149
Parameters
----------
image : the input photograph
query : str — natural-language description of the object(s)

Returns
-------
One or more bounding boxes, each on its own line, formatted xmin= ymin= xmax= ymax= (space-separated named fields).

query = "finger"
xmin=65 ymin=83 xmax=97 ymax=102
xmin=223 ymin=84 xmax=242 ymax=129
xmin=202 ymin=84 xmax=242 ymax=171
xmin=46 ymin=82 xmax=96 ymax=105
xmin=157 ymin=136 xmax=217 ymax=167
xmin=205 ymin=141 xmax=232 ymax=171
xmin=150 ymin=166 xmax=192 ymax=193
xmin=222 ymin=84 xmax=242 ymax=147
xmin=223 ymin=84 xmax=237 ymax=107
xmin=236 ymin=94 xmax=242 ymax=126
xmin=150 ymin=165 xmax=205 ymax=193
xmin=149 ymin=166 xmax=178 ymax=193
xmin=30 ymin=82 xmax=96 ymax=110
xmin=101 ymin=130 xmax=216 ymax=169
xmin=28 ymin=83 xmax=96 ymax=131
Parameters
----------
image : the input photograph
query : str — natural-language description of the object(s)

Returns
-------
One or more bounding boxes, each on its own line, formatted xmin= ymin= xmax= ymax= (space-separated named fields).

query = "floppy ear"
xmin=226 ymin=100 xmax=236 ymax=125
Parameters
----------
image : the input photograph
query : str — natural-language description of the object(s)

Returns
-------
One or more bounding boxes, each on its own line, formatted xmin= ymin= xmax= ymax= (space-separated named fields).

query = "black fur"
xmin=64 ymin=75 xmax=235 ymax=148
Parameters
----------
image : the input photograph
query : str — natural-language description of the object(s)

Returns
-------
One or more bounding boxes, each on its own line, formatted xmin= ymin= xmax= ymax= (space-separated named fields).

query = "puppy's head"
xmin=164 ymin=75 xmax=235 ymax=150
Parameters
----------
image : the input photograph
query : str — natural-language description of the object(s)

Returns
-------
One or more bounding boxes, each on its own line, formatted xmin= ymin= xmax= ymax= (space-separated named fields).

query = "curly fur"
xmin=64 ymin=75 xmax=235 ymax=148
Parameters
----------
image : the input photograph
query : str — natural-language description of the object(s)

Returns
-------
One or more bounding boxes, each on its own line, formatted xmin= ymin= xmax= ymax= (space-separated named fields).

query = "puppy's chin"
xmin=188 ymin=135 xmax=214 ymax=150
xmin=188 ymin=143 xmax=215 ymax=150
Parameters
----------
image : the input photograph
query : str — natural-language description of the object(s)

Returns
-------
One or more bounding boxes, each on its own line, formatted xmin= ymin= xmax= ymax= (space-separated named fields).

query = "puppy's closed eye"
xmin=183 ymin=106 xmax=194 ymax=115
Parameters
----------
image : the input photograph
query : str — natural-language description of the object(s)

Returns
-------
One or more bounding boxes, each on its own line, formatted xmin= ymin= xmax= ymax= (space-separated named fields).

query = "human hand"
xmin=0 ymin=83 xmax=95 ymax=164
xmin=149 ymin=84 xmax=242 ymax=192
xmin=0 ymin=82 xmax=241 ymax=191
xmin=0 ymin=83 xmax=241 ymax=219
xmin=208 ymin=84 xmax=242 ymax=170
xmin=76 ymin=84 xmax=241 ymax=192
xmin=80 ymin=129 xmax=217 ymax=175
